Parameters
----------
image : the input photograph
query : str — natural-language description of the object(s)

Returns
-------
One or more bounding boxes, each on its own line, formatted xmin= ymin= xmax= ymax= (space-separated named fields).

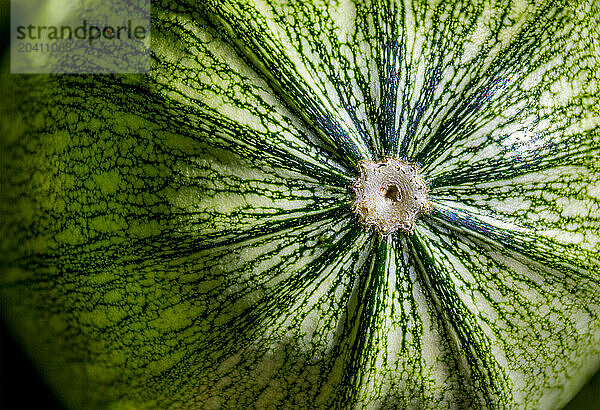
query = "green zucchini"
xmin=0 ymin=0 xmax=599 ymax=408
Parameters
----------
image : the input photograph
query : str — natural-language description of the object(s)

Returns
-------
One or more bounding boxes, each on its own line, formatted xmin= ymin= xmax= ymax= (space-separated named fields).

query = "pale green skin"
xmin=1 ymin=0 xmax=599 ymax=408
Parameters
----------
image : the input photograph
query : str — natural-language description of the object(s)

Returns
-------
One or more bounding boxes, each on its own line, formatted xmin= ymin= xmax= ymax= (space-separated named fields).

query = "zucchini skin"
xmin=0 ymin=0 xmax=599 ymax=408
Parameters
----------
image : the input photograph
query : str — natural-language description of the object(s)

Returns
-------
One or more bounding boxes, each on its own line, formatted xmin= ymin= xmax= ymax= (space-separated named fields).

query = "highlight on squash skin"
xmin=351 ymin=157 xmax=433 ymax=235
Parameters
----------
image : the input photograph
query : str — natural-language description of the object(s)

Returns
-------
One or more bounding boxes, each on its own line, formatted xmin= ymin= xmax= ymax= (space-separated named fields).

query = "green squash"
xmin=1 ymin=0 xmax=599 ymax=408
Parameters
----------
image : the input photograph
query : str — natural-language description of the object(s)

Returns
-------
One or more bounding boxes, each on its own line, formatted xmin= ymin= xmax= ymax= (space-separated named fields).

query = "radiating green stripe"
xmin=412 ymin=227 xmax=512 ymax=408
xmin=340 ymin=235 xmax=475 ymax=408
xmin=416 ymin=2 xmax=599 ymax=186
xmin=199 ymin=0 xmax=379 ymax=165
xmin=414 ymin=220 xmax=600 ymax=409
xmin=153 ymin=8 xmax=353 ymax=185
xmin=429 ymin=163 xmax=600 ymax=274
xmin=1 ymin=0 xmax=599 ymax=408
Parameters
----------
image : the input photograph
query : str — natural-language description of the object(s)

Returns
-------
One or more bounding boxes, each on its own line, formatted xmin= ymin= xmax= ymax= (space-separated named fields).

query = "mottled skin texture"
xmin=1 ymin=0 xmax=599 ymax=409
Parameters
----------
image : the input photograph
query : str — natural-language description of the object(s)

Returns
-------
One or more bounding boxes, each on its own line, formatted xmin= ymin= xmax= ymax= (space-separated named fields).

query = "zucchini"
xmin=0 ymin=0 xmax=598 ymax=408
